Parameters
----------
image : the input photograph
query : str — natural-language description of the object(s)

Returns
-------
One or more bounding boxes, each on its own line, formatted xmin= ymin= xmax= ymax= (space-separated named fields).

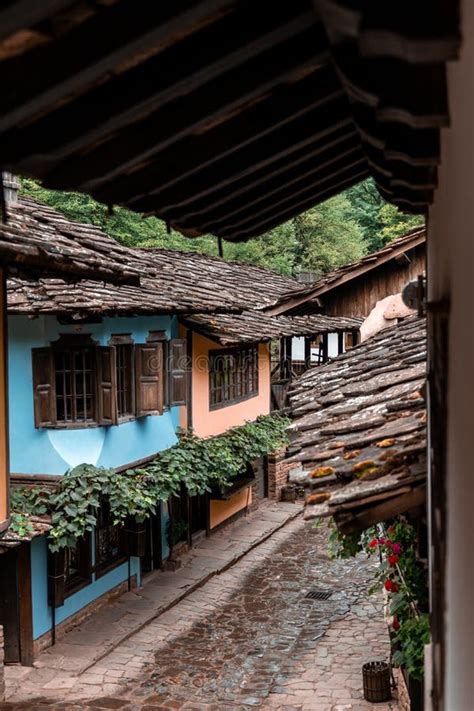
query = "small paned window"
xmin=54 ymin=346 xmax=95 ymax=424
xmin=95 ymin=503 xmax=124 ymax=577
xmin=209 ymin=346 xmax=258 ymax=409
xmin=115 ymin=344 xmax=134 ymax=417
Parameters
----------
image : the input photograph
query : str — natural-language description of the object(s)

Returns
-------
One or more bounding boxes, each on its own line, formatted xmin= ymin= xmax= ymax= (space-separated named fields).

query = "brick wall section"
xmin=0 ymin=625 xmax=5 ymax=701
xmin=268 ymin=447 xmax=293 ymax=501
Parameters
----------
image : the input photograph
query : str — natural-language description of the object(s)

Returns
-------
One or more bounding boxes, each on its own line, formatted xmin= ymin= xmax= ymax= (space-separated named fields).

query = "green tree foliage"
xmin=292 ymin=194 xmax=366 ymax=279
xmin=19 ymin=176 xmax=424 ymax=278
xmin=344 ymin=178 xmax=424 ymax=252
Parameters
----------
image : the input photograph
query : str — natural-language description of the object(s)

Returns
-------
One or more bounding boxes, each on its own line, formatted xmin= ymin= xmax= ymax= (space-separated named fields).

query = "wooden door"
xmin=0 ymin=545 xmax=34 ymax=665
xmin=0 ymin=549 xmax=20 ymax=663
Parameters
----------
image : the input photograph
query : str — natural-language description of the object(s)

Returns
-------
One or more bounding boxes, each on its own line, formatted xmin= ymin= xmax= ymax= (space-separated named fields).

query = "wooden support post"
xmin=304 ymin=337 xmax=311 ymax=370
xmin=0 ymin=268 xmax=9 ymax=535
xmin=284 ymin=336 xmax=293 ymax=379
xmin=338 ymin=331 xmax=344 ymax=355
xmin=321 ymin=333 xmax=329 ymax=363
xmin=279 ymin=337 xmax=286 ymax=379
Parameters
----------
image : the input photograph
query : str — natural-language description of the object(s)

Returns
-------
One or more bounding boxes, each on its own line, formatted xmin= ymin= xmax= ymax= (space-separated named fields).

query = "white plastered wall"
xmin=428 ymin=1 xmax=474 ymax=706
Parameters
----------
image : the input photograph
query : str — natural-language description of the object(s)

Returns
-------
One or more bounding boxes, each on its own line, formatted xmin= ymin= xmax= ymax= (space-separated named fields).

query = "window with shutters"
xmin=32 ymin=333 xmax=184 ymax=428
xmin=54 ymin=345 xmax=96 ymax=424
xmin=209 ymin=345 xmax=259 ymax=409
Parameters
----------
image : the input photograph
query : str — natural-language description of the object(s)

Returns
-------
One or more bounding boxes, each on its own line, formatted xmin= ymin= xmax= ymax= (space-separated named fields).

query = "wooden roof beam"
xmin=214 ymin=157 xmax=367 ymax=238
xmin=110 ymin=95 xmax=353 ymax=211
xmin=174 ymin=133 xmax=360 ymax=227
xmin=0 ymin=0 xmax=80 ymax=43
xmin=196 ymin=150 xmax=366 ymax=234
xmin=217 ymin=168 xmax=370 ymax=242
xmin=34 ymin=28 xmax=329 ymax=191
xmin=0 ymin=0 xmax=240 ymax=132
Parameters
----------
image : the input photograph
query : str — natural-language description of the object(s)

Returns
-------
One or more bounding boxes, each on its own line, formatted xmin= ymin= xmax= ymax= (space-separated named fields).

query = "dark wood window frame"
xmin=32 ymin=331 xmax=183 ymax=429
xmin=209 ymin=345 xmax=259 ymax=410
xmin=64 ymin=533 xmax=92 ymax=597
xmin=94 ymin=502 xmax=126 ymax=579
xmin=109 ymin=334 xmax=135 ymax=422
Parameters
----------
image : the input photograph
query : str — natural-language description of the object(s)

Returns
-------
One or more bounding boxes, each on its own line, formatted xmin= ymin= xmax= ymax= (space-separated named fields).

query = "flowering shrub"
xmin=366 ymin=520 xmax=429 ymax=680
xmin=326 ymin=517 xmax=429 ymax=680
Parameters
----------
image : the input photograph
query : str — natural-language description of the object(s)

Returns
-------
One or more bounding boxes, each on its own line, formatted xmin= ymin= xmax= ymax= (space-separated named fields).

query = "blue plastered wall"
xmin=9 ymin=313 xmax=180 ymax=640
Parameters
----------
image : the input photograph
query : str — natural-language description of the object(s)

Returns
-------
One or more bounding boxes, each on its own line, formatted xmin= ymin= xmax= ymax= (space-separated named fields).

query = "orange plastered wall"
xmin=189 ymin=333 xmax=271 ymax=438
xmin=209 ymin=488 xmax=252 ymax=529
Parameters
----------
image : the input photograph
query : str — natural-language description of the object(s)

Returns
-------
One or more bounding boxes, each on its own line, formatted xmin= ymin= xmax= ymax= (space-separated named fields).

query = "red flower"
xmin=392 ymin=543 xmax=401 ymax=555
xmin=369 ymin=538 xmax=378 ymax=549
xmin=388 ymin=554 xmax=399 ymax=567
xmin=392 ymin=616 xmax=400 ymax=631
xmin=378 ymin=537 xmax=385 ymax=545
xmin=388 ymin=526 xmax=395 ymax=535
xmin=384 ymin=579 xmax=394 ymax=592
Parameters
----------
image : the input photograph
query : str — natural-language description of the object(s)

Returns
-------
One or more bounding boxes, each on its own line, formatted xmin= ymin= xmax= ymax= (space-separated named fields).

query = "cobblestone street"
xmin=3 ymin=516 xmax=398 ymax=711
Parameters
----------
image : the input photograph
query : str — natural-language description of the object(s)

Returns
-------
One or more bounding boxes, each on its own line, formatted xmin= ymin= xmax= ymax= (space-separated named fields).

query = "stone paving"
xmin=2 ymin=513 xmax=399 ymax=710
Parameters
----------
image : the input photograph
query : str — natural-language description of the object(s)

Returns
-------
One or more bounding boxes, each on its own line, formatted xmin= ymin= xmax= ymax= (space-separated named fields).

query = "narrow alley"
xmin=3 ymin=514 xmax=397 ymax=711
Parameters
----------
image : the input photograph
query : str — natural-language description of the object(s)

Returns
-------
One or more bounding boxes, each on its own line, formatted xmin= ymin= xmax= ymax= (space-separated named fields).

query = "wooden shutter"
xmin=135 ymin=343 xmax=163 ymax=416
xmin=169 ymin=338 xmax=187 ymax=406
xmin=32 ymin=348 xmax=56 ymax=427
xmin=96 ymin=346 xmax=117 ymax=425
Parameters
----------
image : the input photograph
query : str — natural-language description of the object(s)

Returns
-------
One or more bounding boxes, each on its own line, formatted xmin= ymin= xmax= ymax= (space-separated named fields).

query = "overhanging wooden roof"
xmin=286 ymin=315 xmax=426 ymax=533
xmin=268 ymin=226 xmax=426 ymax=316
xmin=0 ymin=3 xmax=460 ymax=241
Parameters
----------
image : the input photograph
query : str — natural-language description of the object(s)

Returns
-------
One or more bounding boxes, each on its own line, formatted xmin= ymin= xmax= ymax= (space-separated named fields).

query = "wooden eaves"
xmin=0 ymin=2 xmax=460 ymax=242
xmin=266 ymin=227 xmax=426 ymax=317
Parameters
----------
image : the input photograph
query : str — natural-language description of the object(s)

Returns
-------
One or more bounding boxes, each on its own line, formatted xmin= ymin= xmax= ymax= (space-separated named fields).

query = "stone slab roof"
xmin=182 ymin=311 xmax=362 ymax=346
xmin=1 ymin=196 xmax=140 ymax=285
xmin=7 ymin=198 xmax=308 ymax=318
xmin=286 ymin=315 xmax=426 ymax=534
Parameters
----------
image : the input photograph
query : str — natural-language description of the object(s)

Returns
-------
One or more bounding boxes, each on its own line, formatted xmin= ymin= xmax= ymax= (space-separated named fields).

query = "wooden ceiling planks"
xmin=0 ymin=1 xmax=460 ymax=240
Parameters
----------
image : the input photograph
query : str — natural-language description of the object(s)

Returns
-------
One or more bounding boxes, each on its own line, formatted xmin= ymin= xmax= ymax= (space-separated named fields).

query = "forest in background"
xmin=20 ymin=177 xmax=423 ymax=279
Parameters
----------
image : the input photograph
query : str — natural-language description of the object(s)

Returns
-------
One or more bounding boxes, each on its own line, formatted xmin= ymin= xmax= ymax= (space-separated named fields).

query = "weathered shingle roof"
xmin=286 ymin=316 xmax=426 ymax=534
xmin=182 ymin=311 xmax=362 ymax=346
xmin=0 ymin=196 xmax=139 ymax=285
xmin=268 ymin=227 xmax=426 ymax=316
xmin=8 ymin=198 xmax=309 ymax=318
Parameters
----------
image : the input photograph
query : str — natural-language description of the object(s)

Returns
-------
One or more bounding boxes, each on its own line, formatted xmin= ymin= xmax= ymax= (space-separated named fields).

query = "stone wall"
xmin=0 ymin=625 xmax=5 ymax=701
xmin=395 ymin=669 xmax=411 ymax=711
xmin=267 ymin=448 xmax=293 ymax=501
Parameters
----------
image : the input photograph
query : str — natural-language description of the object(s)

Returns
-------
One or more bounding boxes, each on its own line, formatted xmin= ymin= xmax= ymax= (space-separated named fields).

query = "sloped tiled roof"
xmin=0 ymin=196 xmax=139 ymax=285
xmin=182 ymin=311 xmax=362 ymax=346
xmin=7 ymin=198 xmax=307 ymax=318
xmin=267 ymin=227 xmax=426 ymax=316
xmin=286 ymin=316 xmax=426 ymax=534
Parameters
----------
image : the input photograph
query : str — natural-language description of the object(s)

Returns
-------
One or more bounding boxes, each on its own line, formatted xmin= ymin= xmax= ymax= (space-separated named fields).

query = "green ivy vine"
xmin=10 ymin=414 xmax=289 ymax=552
